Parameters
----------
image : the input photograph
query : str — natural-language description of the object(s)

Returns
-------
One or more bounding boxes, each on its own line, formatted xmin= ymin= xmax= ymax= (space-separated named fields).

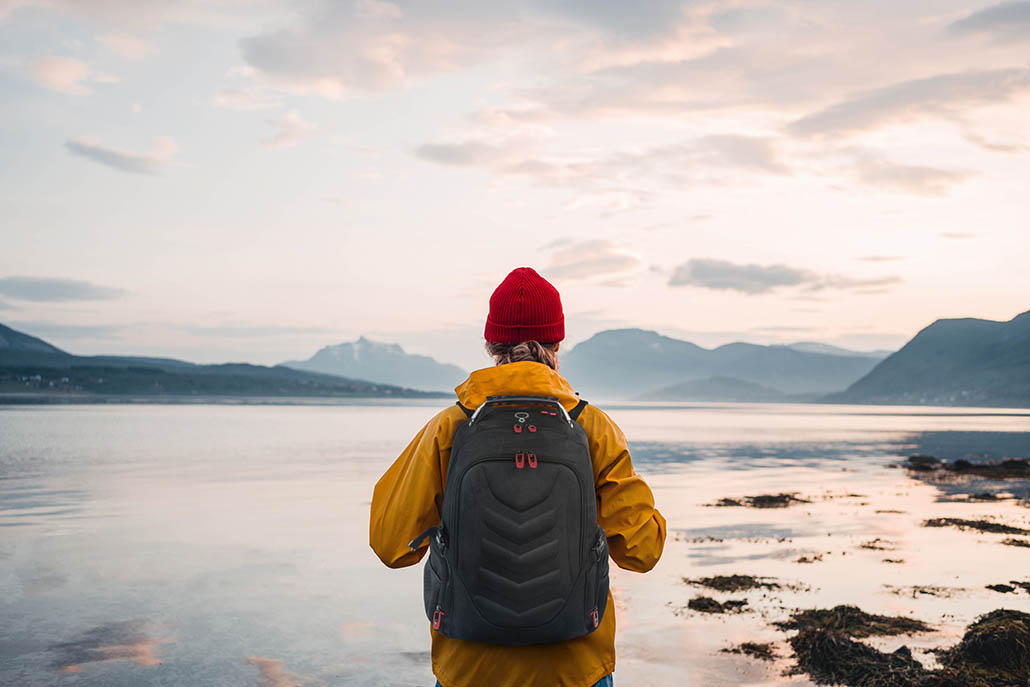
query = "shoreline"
xmin=3 ymin=392 xmax=1030 ymax=412
xmin=0 ymin=392 xmax=450 ymax=406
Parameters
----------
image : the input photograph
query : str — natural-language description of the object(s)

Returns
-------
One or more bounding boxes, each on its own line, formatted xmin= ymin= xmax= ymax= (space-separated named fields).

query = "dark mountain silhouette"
xmin=0 ymin=323 xmax=66 ymax=355
xmin=282 ymin=337 xmax=466 ymax=392
xmin=0 ymin=323 xmax=441 ymax=399
xmin=561 ymin=329 xmax=883 ymax=399
xmin=825 ymin=310 xmax=1030 ymax=407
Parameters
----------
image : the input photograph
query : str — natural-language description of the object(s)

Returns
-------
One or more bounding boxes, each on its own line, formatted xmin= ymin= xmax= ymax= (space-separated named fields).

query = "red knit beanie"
xmin=484 ymin=267 xmax=565 ymax=344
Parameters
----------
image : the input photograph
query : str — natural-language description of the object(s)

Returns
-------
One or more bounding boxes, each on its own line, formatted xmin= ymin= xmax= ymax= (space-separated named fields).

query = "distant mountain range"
xmin=785 ymin=342 xmax=891 ymax=359
xmin=282 ymin=337 xmax=466 ymax=392
xmin=638 ymin=376 xmax=796 ymax=403
xmin=561 ymin=329 xmax=884 ymax=400
xmin=0 ymin=323 xmax=442 ymax=400
xmin=826 ymin=310 xmax=1030 ymax=407
xmin=7 ymin=308 xmax=1027 ymax=407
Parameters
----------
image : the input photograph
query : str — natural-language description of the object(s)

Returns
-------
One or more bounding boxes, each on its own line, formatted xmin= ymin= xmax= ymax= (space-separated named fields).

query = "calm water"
xmin=1 ymin=402 xmax=1029 ymax=686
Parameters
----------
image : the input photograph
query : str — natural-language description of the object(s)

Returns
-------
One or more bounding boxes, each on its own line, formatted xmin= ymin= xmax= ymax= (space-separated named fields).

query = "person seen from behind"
xmin=370 ymin=267 xmax=667 ymax=687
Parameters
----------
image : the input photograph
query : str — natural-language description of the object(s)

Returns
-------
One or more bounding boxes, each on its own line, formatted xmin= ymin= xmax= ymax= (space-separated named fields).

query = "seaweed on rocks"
xmin=795 ymin=553 xmax=824 ymax=564
xmin=1003 ymin=537 xmax=1030 ymax=548
xmin=988 ymin=580 xmax=1030 ymax=595
xmin=788 ymin=630 xmax=927 ymax=687
xmin=884 ymin=585 xmax=964 ymax=599
xmin=687 ymin=596 xmax=748 ymax=614
xmin=935 ymin=609 xmax=1030 ymax=686
xmin=860 ymin=538 xmax=897 ymax=551
xmin=923 ymin=517 xmax=1030 ymax=535
xmin=721 ymin=642 xmax=778 ymax=661
xmin=775 ymin=605 xmax=933 ymax=639
xmin=902 ymin=455 xmax=1030 ymax=479
xmin=784 ymin=609 xmax=1030 ymax=687
xmin=905 ymin=455 xmax=943 ymax=472
xmin=711 ymin=492 xmax=811 ymax=508
xmin=684 ymin=574 xmax=780 ymax=592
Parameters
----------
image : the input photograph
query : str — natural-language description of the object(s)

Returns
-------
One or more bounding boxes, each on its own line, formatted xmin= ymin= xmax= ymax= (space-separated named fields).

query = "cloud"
xmin=949 ymin=1 xmax=1030 ymax=41
xmin=98 ymin=34 xmax=153 ymax=59
xmin=691 ymin=135 xmax=789 ymax=174
xmin=939 ymin=232 xmax=979 ymax=239
xmin=561 ymin=188 xmax=655 ymax=216
xmin=354 ymin=0 xmax=403 ymax=19
xmin=414 ymin=132 xmax=787 ymax=217
xmin=2 ymin=0 xmax=268 ymax=29
xmin=857 ymin=255 xmax=907 ymax=262
xmin=238 ymin=2 xmax=500 ymax=98
xmin=213 ymin=88 xmax=280 ymax=110
xmin=788 ymin=68 xmax=1030 ymax=138
xmin=0 ymin=276 xmax=125 ymax=301
xmin=415 ymin=133 xmax=788 ymax=195
xmin=234 ymin=0 xmax=691 ymax=99
xmin=668 ymin=259 xmax=901 ymax=295
xmin=26 ymin=56 xmax=115 ymax=94
xmin=669 ymin=259 xmax=807 ymax=294
xmin=262 ymin=110 xmax=315 ymax=149
xmin=815 ymin=274 xmax=905 ymax=292
xmin=65 ymin=136 xmax=177 ymax=174
xmin=849 ymin=153 xmax=975 ymax=196
xmin=415 ymin=141 xmax=508 ymax=166
xmin=544 ymin=239 xmax=640 ymax=282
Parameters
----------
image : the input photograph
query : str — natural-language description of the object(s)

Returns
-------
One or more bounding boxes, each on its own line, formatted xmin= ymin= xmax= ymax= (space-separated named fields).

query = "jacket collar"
xmin=454 ymin=361 xmax=580 ymax=411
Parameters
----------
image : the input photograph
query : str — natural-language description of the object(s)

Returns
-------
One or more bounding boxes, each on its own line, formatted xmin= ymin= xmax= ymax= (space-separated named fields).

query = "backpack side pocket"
xmin=423 ymin=530 xmax=450 ymax=631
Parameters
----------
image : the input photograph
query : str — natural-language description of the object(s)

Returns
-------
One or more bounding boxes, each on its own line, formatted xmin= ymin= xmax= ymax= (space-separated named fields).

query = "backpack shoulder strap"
xmin=569 ymin=398 xmax=589 ymax=421
xmin=455 ymin=401 xmax=474 ymax=418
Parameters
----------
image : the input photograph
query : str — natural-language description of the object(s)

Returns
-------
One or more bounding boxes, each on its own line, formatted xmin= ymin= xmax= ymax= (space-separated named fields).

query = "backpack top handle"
xmin=467 ymin=395 xmax=575 ymax=428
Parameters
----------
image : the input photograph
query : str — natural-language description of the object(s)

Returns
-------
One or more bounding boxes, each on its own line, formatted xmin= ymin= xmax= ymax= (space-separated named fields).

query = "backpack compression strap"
xmin=455 ymin=398 xmax=589 ymax=422
xmin=569 ymin=398 xmax=589 ymax=421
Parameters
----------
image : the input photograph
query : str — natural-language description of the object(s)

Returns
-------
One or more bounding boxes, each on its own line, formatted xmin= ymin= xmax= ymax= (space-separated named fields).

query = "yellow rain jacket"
xmin=370 ymin=361 xmax=667 ymax=687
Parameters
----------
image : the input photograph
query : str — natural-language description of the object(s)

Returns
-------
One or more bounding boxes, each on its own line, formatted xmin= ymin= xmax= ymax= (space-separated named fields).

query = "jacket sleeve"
xmin=369 ymin=407 xmax=457 ymax=569
xmin=581 ymin=405 xmax=667 ymax=573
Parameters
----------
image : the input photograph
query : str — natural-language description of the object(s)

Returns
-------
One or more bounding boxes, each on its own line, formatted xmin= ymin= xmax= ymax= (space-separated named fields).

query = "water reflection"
xmin=0 ymin=484 xmax=85 ymax=527
xmin=900 ymin=431 xmax=1030 ymax=501
xmin=247 ymin=656 xmax=304 ymax=687
xmin=628 ymin=439 xmax=905 ymax=470
xmin=904 ymin=430 xmax=1030 ymax=461
xmin=0 ymin=403 xmax=1027 ymax=687
xmin=50 ymin=620 xmax=167 ymax=673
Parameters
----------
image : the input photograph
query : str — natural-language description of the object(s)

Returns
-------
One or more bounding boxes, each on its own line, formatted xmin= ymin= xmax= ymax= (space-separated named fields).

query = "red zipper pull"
xmin=528 ymin=453 xmax=538 ymax=468
xmin=515 ymin=452 xmax=525 ymax=469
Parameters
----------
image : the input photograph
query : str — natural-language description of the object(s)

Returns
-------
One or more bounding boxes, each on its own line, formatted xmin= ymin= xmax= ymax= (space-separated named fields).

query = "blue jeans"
xmin=436 ymin=676 xmax=612 ymax=687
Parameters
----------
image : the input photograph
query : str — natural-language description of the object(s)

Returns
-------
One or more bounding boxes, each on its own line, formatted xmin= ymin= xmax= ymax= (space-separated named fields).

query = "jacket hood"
xmin=454 ymin=361 xmax=580 ymax=411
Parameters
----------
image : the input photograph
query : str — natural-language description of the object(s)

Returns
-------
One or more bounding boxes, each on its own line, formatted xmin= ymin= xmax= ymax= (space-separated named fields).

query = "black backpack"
xmin=409 ymin=395 xmax=610 ymax=645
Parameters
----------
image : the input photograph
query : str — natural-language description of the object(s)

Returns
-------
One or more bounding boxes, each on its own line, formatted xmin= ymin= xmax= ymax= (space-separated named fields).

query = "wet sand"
xmin=614 ymin=441 xmax=1030 ymax=686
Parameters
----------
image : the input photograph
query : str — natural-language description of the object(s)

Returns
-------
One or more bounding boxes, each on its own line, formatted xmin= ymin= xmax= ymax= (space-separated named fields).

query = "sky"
xmin=1 ymin=0 xmax=1028 ymax=372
